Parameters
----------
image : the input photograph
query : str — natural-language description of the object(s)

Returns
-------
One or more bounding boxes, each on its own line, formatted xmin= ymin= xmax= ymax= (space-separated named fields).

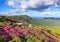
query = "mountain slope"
xmin=1 ymin=15 xmax=60 ymax=28
xmin=37 ymin=19 xmax=60 ymax=28
xmin=6 ymin=15 xmax=38 ymax=25
xmin=0 ymin=25 xmax=60 ymax=42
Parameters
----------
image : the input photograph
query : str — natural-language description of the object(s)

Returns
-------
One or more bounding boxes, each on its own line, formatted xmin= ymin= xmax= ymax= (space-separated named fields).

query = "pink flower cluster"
xmin=0 ymin=25 xmax=30 ymax=38
xmin=0 ymin=25 xmax=58 ymax=42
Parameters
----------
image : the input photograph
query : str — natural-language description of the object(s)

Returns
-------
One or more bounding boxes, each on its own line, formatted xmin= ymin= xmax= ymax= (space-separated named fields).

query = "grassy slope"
xmin=0 ymin=15 xmax=60 ymax=42
xmin=1 ymin=15 xmax=60 ymax=27
xmin=1 ymin=15 xmax=60 ymax=34
xmin=37 ymin=19 xmax=60 ymax=34
xmin=5 ymin=15 xmax=60 ymax=28
xmin=6 ymin=15 xmax=38 ymax=25
xmin=46 ymin=28 xmax=60 ymax=34
xmin=37 ymin=19 xmax=60 ymax=28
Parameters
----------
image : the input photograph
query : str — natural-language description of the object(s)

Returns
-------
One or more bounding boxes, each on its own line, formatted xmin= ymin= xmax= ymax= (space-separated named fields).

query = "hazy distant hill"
xmin=32 ymin=17 xmax=60 ymax=28
xmin=37 ymin=19 xmax=60 ymax=28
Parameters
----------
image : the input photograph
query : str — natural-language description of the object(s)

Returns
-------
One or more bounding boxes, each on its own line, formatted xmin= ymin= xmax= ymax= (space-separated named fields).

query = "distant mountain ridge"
xmin=33 ymin=17 xmax=60 ymax=20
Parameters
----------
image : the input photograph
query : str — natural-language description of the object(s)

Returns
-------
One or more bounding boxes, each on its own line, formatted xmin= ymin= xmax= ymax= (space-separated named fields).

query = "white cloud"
xmin=43 ymin=0 xmax=54 ymax=5
xmin=6 ymin=0 xmax=60 ymax=11
xmin=1 ymin=0 xmax=59 ymax=17
xmin=0 ymin=9 xmax=20 ymax=16
xmin=55 ymin=3 xmax=60 ymax=8
xmin=38 ymin=11 xmax=60 ymax=17
xmin=1 ymin=9 xmax=60 ymax=17
xmin=7 ymin=0 xmax=60 ymax=11
xmin=7 ymin=0 xmax=15 ymax=6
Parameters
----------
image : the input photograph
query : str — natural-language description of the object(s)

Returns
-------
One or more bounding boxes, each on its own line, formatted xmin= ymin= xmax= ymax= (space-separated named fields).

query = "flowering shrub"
xmin=0 ymin=25 xmax=60 ymax=42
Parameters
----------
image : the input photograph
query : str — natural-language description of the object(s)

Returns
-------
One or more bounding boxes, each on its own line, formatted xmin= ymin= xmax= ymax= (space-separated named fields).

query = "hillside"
xmin=0 ymin=15 xmax=60 ymax=42
xmin=0 ymin=15 xmax=40 ymax=28
xmin=1 ymin=15 xmax=60 ymax=28
xmin=37 ymin=19 xmax=60 ymax=28
xmin=5 ymin=15 xmax=38 ymax=25
xmin=8 ymin=15 xmax=60 ymax=28
xmin=0 ymin=25 xmax=60 ymax=42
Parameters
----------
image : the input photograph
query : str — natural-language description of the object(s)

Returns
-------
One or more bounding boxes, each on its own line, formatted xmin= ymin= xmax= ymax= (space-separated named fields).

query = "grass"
xmin=46 ymin=28 xmax=60 ymax=34
xmin=37 ymin=19 xmax=60 ymax=28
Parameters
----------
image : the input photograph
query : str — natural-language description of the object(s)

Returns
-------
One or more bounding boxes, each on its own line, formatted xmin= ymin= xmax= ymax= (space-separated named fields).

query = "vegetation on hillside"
xmin=4 ymin=15 xmax=60 ymax=28
xmin=0 ymin=15 xmax=60 ymax=42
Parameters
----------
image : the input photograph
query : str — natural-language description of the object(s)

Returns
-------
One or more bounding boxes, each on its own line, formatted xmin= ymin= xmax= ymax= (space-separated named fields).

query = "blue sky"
xmin=0 ymin=0 xmax=60 ymax=17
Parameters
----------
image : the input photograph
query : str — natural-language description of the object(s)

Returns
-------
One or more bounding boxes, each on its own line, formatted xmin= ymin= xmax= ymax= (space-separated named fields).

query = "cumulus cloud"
xmin=0 ymin=9 xmax=20 ymax=16
xmin=7 ymin=0 xmax=60 ymax=11
xmin=38 ymin=11 xmax=60 ymax=17
xmin=1 ymin=9 xmax=60 ymax=17
xmin=1 ymin=0 xmax=59 ymax=17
